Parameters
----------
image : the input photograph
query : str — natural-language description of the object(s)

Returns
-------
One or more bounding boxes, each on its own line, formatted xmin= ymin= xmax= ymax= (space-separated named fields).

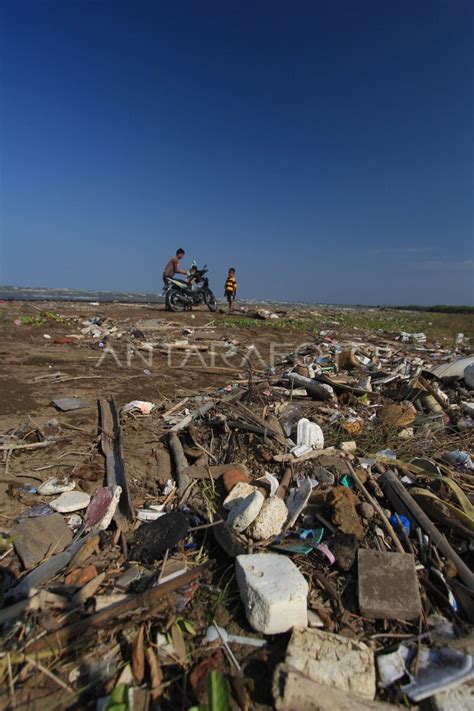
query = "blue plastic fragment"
xmin=270 ymin=541 xmax=313 ymax=556
xmin=18 ymin=485 xmax=38 ymax=495
xmin=389 ymin=513 xmax=411 ymax=536
xmin=340 ymin=475 xmax=354 ymax=488
xmin=17 ymin=504 xmax=54 ymax=522
xmin=300 ymin=527 xmax=325 ymax=543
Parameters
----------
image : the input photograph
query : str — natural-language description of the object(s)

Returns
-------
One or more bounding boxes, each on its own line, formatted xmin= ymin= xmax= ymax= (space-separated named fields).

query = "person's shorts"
xmin=225 ymin=290 xmax=235 ymax=300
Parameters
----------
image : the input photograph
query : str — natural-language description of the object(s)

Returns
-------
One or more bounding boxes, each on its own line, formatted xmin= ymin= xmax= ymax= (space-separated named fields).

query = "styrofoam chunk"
xmin=235 ymin=553 xmax=308 ymax=634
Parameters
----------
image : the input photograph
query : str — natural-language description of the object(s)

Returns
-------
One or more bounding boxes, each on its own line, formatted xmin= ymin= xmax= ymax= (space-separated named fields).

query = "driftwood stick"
xmin=288 ymin=373 xmax=334 ymax=401
xmin=0 ymin=441 xmax=56 ymax=452
xmin=274 ymin=447 xmax=338 ymax=464
xmin=25 ymin=565 xmax=209 ymax=654
xmin=169 ymin=432 xmax=190 ymax=496
xmin=170 ymin=388 xmax=243 ymax=433
xmin=418 ymin=376 xmax=449 ymax=412
xmin=170 ymin=400 xmax=216 ymax=433
xmin=346 ymin=462 xmax=405 ymax=554
xmin=277 ymin=466 xmax=292 ymax=500
xmin=383 ymin=469 xmax=474 ymax=591
xmin=99 ymin=398 xmax=134 ymax=530
xmin=235 ymin=403 xmax=287 ymax=447
xmin=226 ymin=420 xmax=278 ymax=438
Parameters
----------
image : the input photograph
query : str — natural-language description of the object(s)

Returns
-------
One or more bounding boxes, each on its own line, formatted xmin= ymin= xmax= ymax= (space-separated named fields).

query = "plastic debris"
xmin=402 ymin=647 xmax=474 ymax=702
xmin=51 ymin=397 xmax=90 ymax=411
xmin=128 ymin=511 xmax=189 ymax=562
xmin=86 ymin=486 xmax=122 ymax=531
xmin=38 ymin=478 xmax=76 ymax=495
xmin=235 ymin=553 xmax=308 ymax=633
xmin=121 ymin=400 xmax=156 ymax=415
xmin=205 ymin=623 xmax=267 ymax=648
xmin=50 ymin=491 xmax=91 ymax=513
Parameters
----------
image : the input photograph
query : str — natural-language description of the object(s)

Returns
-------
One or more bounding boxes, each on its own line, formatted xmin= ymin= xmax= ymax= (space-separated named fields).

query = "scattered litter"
xmin=1 ymin=302 xmax=473 ymax=708
xmin=358 ymin=549 xmax=422 ymax=620
xmin=51 ymin=397 xmax=90 ymax=411
xmin=136 ymin=507 xmax=166 ymax=522
xmin=17 ymin=504 xmax=54 ymax=521
xmin=128 ymin=511 xmax=189 ymax=562
xmin=431 ymin=355 xmax=474 ymax=380
xmin=121 ymin=400 xmax=156 ymax=415
xmin=50 ymin=491 xmax=91 ymax=512
xmin=205 ymin=623 xmax=267 ymax=648
xmin=400 ymin=331 xmax=427 ymax=343
xmin=13 ymin=513 xmax=73 ymax=569
xmin=38 ymin=478 xmax=76 ymax=495
xmin=235 ymin=553 xmax=308 ymax=633
xmin=402 ymin=647 xmax=474 ymax=702
xmin=283 ymin=627 xmax=376 ymax=700
xmin=377 ymin=644 xmax=411 ymax=687
xmin=86 ymin=486 xmax=121 ymax=531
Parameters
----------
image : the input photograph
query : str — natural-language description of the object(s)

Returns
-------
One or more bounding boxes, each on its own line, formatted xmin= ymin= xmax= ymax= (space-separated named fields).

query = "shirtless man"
xmin=163 ymin=248 xmax=187 ymax=286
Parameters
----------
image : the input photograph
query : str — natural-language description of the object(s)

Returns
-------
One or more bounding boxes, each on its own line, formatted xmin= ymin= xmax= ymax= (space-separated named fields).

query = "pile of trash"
xmin=1 ymin=321 xmax=473 ymax=710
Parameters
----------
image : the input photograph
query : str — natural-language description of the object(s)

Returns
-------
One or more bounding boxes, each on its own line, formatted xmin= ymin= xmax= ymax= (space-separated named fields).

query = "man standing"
xmin=163 ymin=248 xmax=187 ymax=286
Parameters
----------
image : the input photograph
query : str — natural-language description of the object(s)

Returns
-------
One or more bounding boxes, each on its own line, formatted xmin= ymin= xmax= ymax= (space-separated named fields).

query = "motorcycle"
xmin=164 ymin=264 xmax=218 ymax=312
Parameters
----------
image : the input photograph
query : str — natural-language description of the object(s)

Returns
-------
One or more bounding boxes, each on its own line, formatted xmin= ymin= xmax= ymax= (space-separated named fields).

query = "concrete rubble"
xmin=283 ymin=627 xmax=376 ymax=699
xmin=13 ymin=513 xmax=73 ymax=569
xmin=358 ymin=549 xmax=422 ymax=620
xmin=273 ymin=665 xmax=395 ymax=710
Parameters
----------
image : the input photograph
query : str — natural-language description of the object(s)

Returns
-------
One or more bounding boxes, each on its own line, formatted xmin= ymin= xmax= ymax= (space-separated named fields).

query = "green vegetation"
xmin=17 ymin=310 xmax=63 ymax=326
xmin=188 ymin=670 xmax=231 ymax=711
xmin=222 ymin=308 xmax=474 ymax=341
xmin=222 ymin=316 xmax=320 ymax=335
xmin=393 ymin=305 xmax=474 ymax=314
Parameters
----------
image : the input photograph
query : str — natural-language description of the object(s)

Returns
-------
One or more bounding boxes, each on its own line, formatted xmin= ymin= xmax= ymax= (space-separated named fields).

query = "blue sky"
xmin=1 ymin=1 xmax=473 ymax=305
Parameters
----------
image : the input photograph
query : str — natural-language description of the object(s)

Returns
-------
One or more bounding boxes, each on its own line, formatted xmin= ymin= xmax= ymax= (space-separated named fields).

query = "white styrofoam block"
xmin=227 ymin=490 xmax=264 ymax=532
xmin=252 ymin=497 xmax=288 ymax=540
xmin=223 ymin=482 xmax=256 ymax=510
xmin=50 ymin=491 xmax=91 ymax=513
xmin=296 ymin=418 xmax=324 ymax=449
xmin=235 ymin=553 xmax=308 ymax=634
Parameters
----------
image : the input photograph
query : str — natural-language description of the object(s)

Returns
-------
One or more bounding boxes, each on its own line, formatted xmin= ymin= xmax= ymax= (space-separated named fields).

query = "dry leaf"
xmin=378 ymin=403 xmax=416 ymax=428
xmin=171 ymin=623 xmax=187 ymax=665
xmin=189 ymin=651 xmax=225 ymax=704
xmin=132 ymin=625 xmax=145 ymax=684
xmin=68 ymin=535 xmax=100 ymax=569
xmin=146 ymin=647 xmax=163 ymax=700
xmin=65 ymin=565 xmax=97 ymax=586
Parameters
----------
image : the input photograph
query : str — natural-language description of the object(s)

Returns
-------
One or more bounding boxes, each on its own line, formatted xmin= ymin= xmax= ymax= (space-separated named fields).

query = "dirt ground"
xmin=0 ymin=302 xmax=263 ymax=519
xmin=0 ymin=298 xmax=472 ymax=566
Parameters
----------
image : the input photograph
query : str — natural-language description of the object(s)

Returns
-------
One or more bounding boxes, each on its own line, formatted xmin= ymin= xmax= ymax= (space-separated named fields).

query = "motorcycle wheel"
xmin=205 ymin=290 xmax=218 ymax=312
xmin=166 ymin=290 xmax=186 ymax=313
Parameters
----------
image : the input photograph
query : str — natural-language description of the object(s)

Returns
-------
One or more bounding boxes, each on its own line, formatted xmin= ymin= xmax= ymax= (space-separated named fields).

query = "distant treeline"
xmin=392 ymin=305 xmax=474 ymax=314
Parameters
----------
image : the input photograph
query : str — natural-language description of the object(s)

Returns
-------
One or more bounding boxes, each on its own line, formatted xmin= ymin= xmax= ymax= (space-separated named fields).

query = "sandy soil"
xmin=0 ymin=300 xmax=309 ymax=564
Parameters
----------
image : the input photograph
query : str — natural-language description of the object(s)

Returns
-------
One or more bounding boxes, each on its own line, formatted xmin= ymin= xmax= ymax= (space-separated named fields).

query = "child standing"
xmin=224 ymin=268 xmax=237 ymax=312
xmin=187 ymin=264 xmax=199 ymax=290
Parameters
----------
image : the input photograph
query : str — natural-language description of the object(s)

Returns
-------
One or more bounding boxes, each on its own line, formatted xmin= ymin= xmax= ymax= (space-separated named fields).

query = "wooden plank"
xmin=99 ymin=398 xmax=134 ymax=531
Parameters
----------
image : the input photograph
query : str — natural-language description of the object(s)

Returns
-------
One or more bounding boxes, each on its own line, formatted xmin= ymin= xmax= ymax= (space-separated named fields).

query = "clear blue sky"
xmin=1 ymin=0 xmax=473 ymax=305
